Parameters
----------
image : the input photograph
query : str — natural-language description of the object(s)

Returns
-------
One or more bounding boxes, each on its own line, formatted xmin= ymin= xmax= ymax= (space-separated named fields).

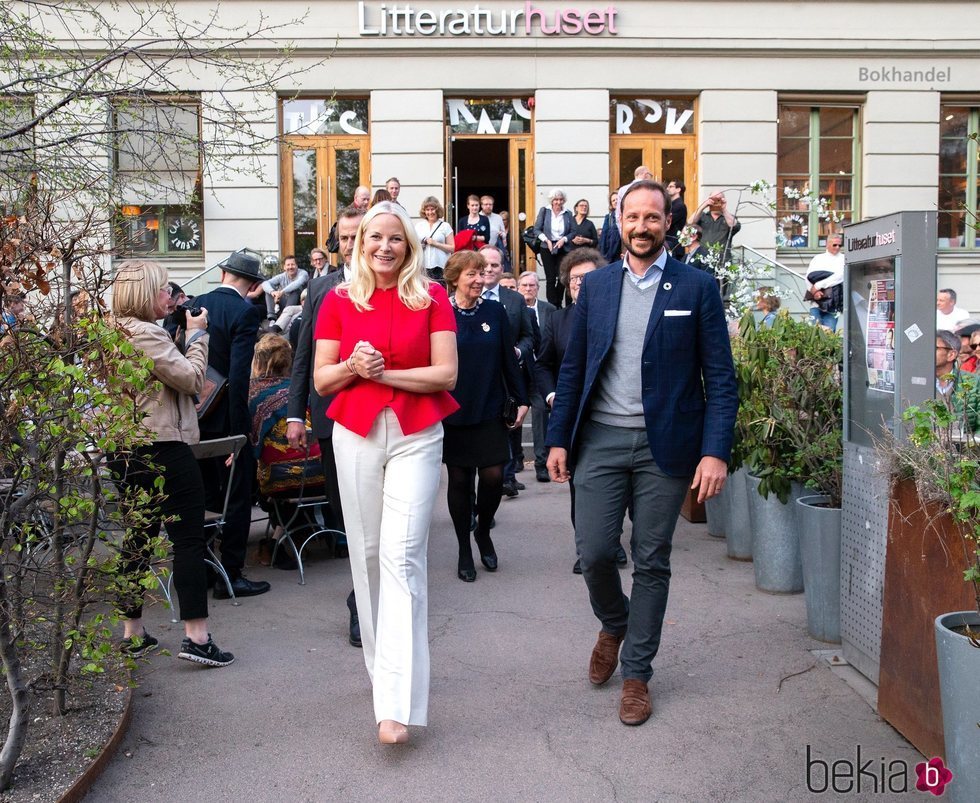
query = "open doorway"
xmin=449 ymin=139 xmax=508 ymax=225
xmin=448 ymin=136 xmax=535 ymax=273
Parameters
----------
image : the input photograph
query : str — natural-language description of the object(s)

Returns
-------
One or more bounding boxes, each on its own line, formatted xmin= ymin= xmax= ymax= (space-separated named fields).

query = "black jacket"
xmin=287 ymin=270 xmax=345 ymax=440
xmin=192 ymin=285 xmax=264 ymax=437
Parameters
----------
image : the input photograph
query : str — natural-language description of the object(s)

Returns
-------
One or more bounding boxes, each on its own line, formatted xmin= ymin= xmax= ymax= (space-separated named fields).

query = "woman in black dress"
xmin=442 ymin=251 xmax=528 ymax=582
xmin=569 ymin=198 xmax=598 ymax=251
xmin=456 ymin=194 xmax=491 ymax=250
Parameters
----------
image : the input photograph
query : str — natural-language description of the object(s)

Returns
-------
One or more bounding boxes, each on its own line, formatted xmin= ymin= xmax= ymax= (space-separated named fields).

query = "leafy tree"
xmin=0 ymin=0 xmax=316 ymax=790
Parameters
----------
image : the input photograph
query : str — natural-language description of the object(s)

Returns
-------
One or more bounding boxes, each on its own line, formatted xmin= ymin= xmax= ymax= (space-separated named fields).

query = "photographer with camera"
xmin=193 ymin=251 xmax=271 ymax=599
xmin=109 ymin=260 xmax=235 ymax=667
xmin=161 ymin=281 xmax=187 ymax=338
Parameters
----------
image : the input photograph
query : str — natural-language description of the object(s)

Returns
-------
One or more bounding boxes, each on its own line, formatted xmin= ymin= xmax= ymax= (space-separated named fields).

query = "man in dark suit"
xmin=479 ymin=245 xmax=536 ymax=496
xmin=194 ymin=250 xmax=271 ymax=599
xmin=286 ymin=206 xmax=364 ymax=647
xmin=536 ymin=247 xmax=626 ymax=575
xmin=517 ymin=271 xmax=556 ymax=483
xmin=665 ymin=179 xmax=688 ymax=257
xmin=546 ymin=181 xmax=737 ymax=726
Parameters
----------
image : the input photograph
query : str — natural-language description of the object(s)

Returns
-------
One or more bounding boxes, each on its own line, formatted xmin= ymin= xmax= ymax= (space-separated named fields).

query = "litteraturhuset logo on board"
xmin=358 ymin=1 xmax=619 ymax=36
xmin=806 ymin=746 xmax=954 ymax=795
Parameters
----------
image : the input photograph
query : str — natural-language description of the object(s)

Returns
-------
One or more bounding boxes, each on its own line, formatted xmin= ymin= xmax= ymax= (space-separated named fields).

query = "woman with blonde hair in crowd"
xmin=532 ymin=188 xmax=574 ymax=307
xmin=415 ymin=196 xmax=455 ymax=281
xmin=109 ymin=259 xmax=234 ymax=667
xmin=313 ymin=201 xmax=459 ymax=745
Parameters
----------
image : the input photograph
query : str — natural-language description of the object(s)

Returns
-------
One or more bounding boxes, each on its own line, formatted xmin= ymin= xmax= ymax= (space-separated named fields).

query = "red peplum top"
xmin=314 ymin=281 xmax=460 ymax=437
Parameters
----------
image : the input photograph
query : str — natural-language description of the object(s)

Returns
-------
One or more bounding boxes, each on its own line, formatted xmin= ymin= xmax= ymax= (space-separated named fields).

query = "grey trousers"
xmin=573 ymin=420 xmax=690 ymax=682
xmin=530 ymin=386 xmax=549 ymax=470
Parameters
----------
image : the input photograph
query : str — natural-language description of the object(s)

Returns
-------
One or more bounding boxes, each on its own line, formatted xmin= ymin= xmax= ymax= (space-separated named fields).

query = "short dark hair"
xmin=560 ymin=247 xmax=605 ymax=287
xmin=940 ymin=288 xmax=957 ymax=303
xmin=670 ymin=179 xmax=686 ymax=194
xmin=283 ymin=254 xmax=297 ymax=264
xmin=619 ymin=180 xmax=671 ymax=221
xmin=337 ymin=205 xmax=366 ymax=223
xmin=938 ymin=329 xmax=961 ymax=354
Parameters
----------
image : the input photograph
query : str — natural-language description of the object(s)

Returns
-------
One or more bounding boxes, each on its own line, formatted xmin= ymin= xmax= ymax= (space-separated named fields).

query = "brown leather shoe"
xmin=619 ymin=679 xmax=652 ymax=726
xmin=588 ymin=630 xmax=624 ymax=686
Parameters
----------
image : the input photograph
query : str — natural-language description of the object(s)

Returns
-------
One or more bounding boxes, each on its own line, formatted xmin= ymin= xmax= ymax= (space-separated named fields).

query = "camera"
xmin=171 ymin=303 xmax=203 ymax=330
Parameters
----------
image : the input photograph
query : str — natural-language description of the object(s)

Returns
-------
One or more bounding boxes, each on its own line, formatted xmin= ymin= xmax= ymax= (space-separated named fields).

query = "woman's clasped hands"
xmin=348 ymin=340 xmax=385 ymax=380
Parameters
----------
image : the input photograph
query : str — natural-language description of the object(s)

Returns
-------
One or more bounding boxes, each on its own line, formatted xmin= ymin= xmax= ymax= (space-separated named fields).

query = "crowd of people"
xmin=27 ymin=167 xmax=975 ymax=746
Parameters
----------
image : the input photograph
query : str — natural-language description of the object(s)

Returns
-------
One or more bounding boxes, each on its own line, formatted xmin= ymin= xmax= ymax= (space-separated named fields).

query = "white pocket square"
xmin=664 ymin=310 xmax=692 ymax=317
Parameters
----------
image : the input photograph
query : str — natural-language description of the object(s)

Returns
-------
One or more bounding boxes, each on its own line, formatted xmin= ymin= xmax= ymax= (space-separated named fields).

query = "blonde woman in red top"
xmin=313 ymin=201 xmax=459 ymax=745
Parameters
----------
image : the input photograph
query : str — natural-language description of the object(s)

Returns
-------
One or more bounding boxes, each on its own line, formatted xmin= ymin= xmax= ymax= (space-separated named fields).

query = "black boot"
xmin=346 ymin=590 xmax=361 ymax=648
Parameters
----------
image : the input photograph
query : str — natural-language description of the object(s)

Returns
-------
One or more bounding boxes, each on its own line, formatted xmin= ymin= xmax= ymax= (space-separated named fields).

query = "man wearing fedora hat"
xmin=194 ymin=250 xmax=271 ymax=599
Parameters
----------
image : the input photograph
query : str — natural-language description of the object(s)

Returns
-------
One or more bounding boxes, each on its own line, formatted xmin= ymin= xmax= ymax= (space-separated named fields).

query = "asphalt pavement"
xmin=86 ymin=466 xmax=918 ymax=802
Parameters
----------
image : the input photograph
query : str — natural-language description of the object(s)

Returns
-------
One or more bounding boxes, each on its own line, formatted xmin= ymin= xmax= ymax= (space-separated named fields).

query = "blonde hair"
xmin=251 ymin=334 xmax=293 ymax=378
xmin=112 ymin=259 xmax=169 ymax=321
xmin=342 ymin=202 xmax=431 ymax=312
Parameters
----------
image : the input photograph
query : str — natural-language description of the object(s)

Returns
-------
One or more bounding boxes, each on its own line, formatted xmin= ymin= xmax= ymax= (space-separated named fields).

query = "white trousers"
xmin=333 ymin=409 xmax=443 ymax=726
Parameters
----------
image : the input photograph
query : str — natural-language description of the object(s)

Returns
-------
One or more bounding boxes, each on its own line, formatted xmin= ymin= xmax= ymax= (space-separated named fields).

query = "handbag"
xmin=521 ymin=226 xmax=541 ymax=255
xmin=502 ymin=393 xmax=519 ymax=428
xmin=195 ymin=365 xmax=228 ymax=421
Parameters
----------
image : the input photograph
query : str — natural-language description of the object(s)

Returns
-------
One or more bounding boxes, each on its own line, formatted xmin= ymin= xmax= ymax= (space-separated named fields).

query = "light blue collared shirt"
xmin=622 ymin=247 xmax=668 ymax=291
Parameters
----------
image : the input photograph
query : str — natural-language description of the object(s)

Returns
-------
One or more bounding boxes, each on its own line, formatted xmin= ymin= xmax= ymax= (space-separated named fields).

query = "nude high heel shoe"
xmin=378 ymin=720 xmax=409 ymax=744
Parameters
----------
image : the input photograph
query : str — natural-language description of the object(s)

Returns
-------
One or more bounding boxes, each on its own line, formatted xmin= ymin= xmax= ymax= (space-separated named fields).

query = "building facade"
xmin=105 ymin=1 xmax=980 ymax=306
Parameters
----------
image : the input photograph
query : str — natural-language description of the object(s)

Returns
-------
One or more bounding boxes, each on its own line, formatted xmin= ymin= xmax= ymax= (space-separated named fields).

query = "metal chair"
xmin=266 ymin=430 xmax=345 ymax=586
xmin=158 ymin=435 xmax=247 ymax=618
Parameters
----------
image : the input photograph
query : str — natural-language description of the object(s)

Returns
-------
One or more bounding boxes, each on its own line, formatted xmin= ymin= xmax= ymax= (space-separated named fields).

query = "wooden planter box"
xmin=877 ymin=478 xmax=975 ymax=759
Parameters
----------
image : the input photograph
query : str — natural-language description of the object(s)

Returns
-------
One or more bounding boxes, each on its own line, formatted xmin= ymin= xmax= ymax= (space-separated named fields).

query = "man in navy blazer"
xmin=546 ymin=180 xmax=737 ymax=726
xmin=286 ymin=206 xmax=364 ymax=646
xmin=195 ymin=250 xmax=270 ymax=599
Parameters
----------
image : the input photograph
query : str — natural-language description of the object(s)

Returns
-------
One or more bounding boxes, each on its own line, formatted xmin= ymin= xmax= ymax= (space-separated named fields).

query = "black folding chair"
xmin=266 ymin=430 xmax=345 ymax=586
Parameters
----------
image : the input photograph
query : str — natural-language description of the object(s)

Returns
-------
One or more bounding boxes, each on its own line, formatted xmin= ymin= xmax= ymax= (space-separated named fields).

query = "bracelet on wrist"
xmin=346 ymin=355 xmax=357 ymax=375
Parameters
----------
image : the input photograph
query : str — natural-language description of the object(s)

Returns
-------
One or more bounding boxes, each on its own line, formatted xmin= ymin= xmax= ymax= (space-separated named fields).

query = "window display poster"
xmin=866 ymin=278 xmax=896 ymax=393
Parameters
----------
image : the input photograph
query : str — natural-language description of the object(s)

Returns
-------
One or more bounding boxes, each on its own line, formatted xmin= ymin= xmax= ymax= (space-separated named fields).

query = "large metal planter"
xmin=746 ymin=474 xmax=803 ymax=593
xmin=796 ymin=495 xmax=842 ymax=643
xmin=705 ymin=478 xmax=728 ymax=538
xmin=934 ymin=611 xmax=980 ymax=803
xmin=724 ymin=467 xmax=752 ymax=560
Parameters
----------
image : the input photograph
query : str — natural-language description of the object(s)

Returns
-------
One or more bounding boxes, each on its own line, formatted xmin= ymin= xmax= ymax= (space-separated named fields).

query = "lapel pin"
xmin=663 ymin=282 xmax=672 ymax=291
xmin=481 ymin=322 xmax=490 ymax=332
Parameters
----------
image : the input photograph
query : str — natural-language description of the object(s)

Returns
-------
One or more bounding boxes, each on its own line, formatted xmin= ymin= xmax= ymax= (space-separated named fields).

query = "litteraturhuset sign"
xmin=357 ymin=2 xmax=619 ymax=35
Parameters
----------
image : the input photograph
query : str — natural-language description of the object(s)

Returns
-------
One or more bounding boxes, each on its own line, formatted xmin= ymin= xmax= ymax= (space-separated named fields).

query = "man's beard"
xmin=624 ymin=232 xmax=664 ymax=260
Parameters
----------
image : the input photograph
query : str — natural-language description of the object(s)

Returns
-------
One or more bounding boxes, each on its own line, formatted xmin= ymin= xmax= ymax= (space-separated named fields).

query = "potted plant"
xmin=771 ymin=321 xmax=843 ymax=641
xmin=882 ymin=399 xmax=980 ymax=802
xmin=735 ymin=312 xmax=811 ymax=592
xmin=721 ymin=329 xmax=754 ymax=559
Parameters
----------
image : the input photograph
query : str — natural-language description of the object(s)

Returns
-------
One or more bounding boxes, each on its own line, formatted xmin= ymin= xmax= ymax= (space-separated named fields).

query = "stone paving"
xmin=87 ymin=471 xmax=917 ymax=802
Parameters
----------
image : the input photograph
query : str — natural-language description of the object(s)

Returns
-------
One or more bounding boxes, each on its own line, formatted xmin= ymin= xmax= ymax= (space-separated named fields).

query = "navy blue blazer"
xmin=193 ymin=285 xmax=264 ymax=438
xmin=534 ymin=303 xmax=575 ymax=401
xmin=287 ymin=270 xmax=345 ymax=440
xmin=545 ymin=255 xmax=738 ymax=477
